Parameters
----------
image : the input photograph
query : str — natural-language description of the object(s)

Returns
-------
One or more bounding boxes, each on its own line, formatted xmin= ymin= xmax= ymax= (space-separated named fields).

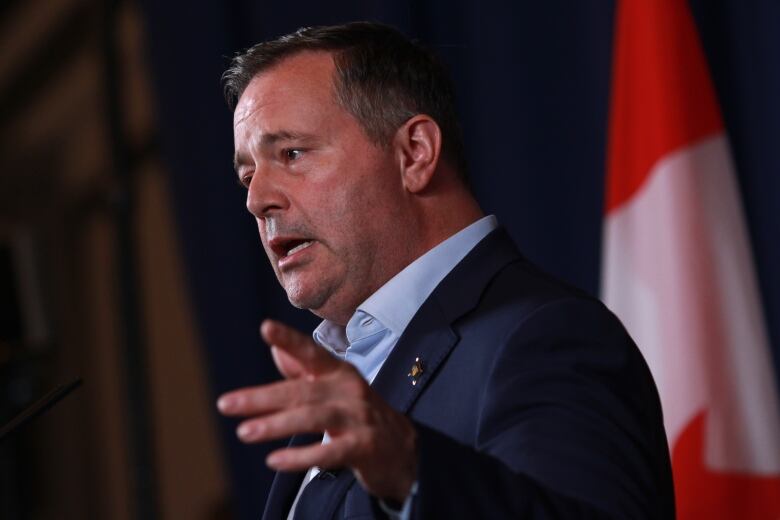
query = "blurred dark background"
xmin=0 ymin=0 xmax=778 ymax=519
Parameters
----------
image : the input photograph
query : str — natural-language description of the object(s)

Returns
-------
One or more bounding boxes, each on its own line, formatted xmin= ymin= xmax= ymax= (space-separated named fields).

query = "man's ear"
xmin=394 ymin=115 xmax=442 ymax=193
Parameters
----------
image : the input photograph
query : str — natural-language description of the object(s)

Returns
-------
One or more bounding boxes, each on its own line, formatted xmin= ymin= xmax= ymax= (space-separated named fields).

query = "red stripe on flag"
xmin=605 ymin=0 xmax=724 ymax=213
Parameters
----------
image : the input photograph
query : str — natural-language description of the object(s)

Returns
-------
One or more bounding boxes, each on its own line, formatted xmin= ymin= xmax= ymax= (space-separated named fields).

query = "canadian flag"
xmin=601 ymin=0 xmax=780 ymax=517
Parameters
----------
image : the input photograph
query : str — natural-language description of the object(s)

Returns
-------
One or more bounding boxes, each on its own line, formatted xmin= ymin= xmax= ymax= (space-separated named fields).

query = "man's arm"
xmin=408 ymin=299 xmax=674 ymax=519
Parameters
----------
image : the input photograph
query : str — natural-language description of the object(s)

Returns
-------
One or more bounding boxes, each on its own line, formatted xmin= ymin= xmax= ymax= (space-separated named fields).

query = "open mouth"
xmin=286 ymin=240 xmax=314 ymax=256
xmin=271 ymin=238 xmax=315 ymax=258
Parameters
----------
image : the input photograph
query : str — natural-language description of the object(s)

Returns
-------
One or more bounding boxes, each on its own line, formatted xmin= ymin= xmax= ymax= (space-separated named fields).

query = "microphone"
xmin=0 ymin=377 xmax=83 ymax=442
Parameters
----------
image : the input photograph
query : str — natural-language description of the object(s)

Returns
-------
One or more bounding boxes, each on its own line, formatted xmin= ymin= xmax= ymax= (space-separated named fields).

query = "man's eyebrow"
xmin=233 ymin=153 xmax=247 ymax=175
xmin=233 ymin=131 xmax=312 ymax=174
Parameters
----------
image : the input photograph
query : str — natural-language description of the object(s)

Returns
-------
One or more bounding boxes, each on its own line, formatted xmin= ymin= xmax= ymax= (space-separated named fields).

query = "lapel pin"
xmin=408 ymin=357 xmax=424 ymax=386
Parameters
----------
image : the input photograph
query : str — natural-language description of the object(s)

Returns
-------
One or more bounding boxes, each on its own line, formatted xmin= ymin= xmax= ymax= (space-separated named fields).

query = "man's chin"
xmin=284 ymin=286 xmax=329 ymax=314
xmin=285 ymin=286 xmax=352 ymax=323
xmin=281 ymin=274 xmax=353 ymax=323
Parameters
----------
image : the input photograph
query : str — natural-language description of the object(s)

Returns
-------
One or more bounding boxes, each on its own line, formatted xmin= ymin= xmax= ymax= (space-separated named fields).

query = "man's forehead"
xmin=234 ymin=51 xmax=337 ymax=123
xmin=233 ymin=90 xmax=270 ymax=129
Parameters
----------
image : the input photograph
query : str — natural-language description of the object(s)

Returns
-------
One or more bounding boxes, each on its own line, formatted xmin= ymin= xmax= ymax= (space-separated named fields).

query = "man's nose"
xmin=246 ymin=168 xmax=289 ymax=217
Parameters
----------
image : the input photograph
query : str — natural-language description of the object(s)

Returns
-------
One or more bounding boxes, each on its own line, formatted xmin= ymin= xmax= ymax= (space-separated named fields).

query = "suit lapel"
xmin=262 ymin=433 xmax=321 ymax=519
xmin=292 ymin=468 xmax=356 ymax=520
xmin=373 ymin=227 xmax=521 ymax=412
xmin=371 ymin=299 xmax=457 ymax=413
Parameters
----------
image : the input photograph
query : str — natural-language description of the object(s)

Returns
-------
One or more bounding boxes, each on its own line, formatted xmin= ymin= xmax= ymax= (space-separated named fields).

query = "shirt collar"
xmin=314 ymin=215 xmax=498 ymax=352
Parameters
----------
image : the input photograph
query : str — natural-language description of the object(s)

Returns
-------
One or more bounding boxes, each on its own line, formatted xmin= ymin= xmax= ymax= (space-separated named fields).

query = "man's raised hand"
xmin=216 ymin=319 xmax=417 ymax=504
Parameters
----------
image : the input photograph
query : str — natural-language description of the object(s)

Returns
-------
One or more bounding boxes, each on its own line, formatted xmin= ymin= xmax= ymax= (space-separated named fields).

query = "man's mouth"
xmin=285 ymin=240 xmax=314 ymax=256
xmin=269 ymin=237 xmax=316 ymax=259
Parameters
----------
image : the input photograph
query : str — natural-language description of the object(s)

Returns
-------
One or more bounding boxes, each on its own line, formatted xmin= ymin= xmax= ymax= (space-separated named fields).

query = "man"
xmin=217 ymin=22 xmax=674 ymax=519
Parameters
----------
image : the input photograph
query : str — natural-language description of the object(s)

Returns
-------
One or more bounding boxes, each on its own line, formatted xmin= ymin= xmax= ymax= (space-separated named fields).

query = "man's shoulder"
xmin=436 ymin=226 xmax=604 ymax=323
xmin=443 ymin=232 xmax=642 ymax=369
xmin=456 ymin=256 xmax=621 ymax=346
xmin=468 ymin=251 xmax=633 ymax=347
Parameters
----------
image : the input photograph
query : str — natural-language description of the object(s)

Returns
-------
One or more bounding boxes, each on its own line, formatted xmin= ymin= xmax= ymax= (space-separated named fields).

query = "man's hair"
xmin=222 ymin=21 xmax=468 ymax=178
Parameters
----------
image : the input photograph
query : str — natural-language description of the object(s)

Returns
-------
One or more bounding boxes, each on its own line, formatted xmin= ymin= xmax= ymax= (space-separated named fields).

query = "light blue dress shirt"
xmin=287 ymin=216 xmax=498 ymax=518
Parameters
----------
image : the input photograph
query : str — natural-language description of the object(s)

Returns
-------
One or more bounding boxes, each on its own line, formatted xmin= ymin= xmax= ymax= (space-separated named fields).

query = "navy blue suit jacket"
xmin=263 ymin=228 xmax=675 ymax=519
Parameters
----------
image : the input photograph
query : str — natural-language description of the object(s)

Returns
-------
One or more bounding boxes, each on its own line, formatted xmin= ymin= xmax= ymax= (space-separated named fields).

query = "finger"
xmin=216 ymin=376 xmax=336 ymax=416
xmin=262 ymin=319 xmax=341 ymax=375
xmin=265 ymin=435 xmax=355 ymax=472
xmin=270 ymin=345 xmax=305 ymax=379
xmin=235 ymin=403 xmax=348 ymax=443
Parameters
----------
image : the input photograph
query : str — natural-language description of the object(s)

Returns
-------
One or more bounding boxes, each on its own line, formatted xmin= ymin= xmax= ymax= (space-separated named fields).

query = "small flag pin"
xmin=408 ymin=357 xmax=424 ymax=386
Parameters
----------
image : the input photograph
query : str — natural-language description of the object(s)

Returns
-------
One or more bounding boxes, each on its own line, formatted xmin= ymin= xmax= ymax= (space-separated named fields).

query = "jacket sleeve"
xmin=410 ymin=299 xmax=675 ymax=519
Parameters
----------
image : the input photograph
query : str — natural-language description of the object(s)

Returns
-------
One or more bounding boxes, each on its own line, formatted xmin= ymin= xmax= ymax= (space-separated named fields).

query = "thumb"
xmin=261 ymin=319 xmax=340 ymax=376
xmin=270 ymin=345 xmax=306 ymax=378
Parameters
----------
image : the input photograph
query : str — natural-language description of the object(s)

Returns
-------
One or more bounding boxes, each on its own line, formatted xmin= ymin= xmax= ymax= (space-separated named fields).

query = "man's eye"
xmin=239 ymin=174 xmax=252 ymax=189
xmin=284 ymin=149 xmax=303 ymax=161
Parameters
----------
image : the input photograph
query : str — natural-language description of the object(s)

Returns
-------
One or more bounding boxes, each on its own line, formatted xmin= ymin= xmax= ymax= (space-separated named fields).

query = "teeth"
xmin=287 ymin=240 xmax=313 ymax=256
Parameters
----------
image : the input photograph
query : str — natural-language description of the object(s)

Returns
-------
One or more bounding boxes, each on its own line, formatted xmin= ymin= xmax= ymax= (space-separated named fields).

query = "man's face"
xmin=233 ymin=52 xmax=413 ymax=324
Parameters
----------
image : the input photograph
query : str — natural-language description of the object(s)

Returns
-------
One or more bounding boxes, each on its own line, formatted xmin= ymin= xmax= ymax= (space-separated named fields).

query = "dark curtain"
xmin=137 ymin=1 xmax=780 ymax=518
